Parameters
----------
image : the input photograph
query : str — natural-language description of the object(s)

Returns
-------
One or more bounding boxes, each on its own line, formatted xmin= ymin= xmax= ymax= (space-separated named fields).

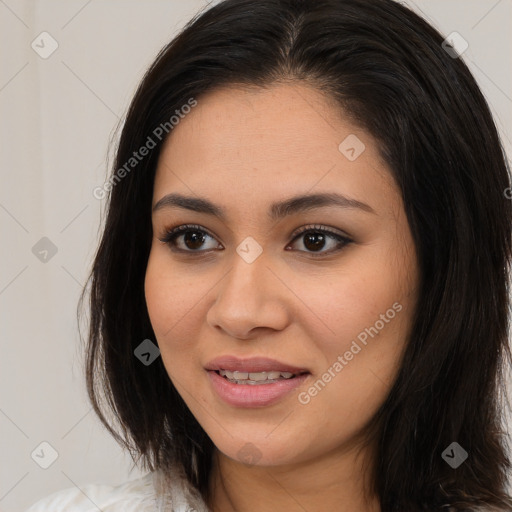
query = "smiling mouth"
xmin=215 ymin=369 xmax=309 ymax=385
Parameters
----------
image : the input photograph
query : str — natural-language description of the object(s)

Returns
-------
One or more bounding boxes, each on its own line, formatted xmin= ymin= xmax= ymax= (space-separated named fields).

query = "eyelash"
xmin=157 ymin=223 xmax=352 ymax=257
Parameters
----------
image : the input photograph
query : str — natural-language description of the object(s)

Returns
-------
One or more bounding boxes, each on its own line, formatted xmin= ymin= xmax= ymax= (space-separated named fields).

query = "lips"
xmin=207 ymin=367 xmax=310 ymax=407
xmin=204 ymin=355 xmax=309 ymax=375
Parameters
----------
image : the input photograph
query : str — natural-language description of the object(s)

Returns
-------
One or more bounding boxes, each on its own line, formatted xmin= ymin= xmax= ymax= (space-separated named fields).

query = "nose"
xmin=206 ymin=250 xmax=290 ymax=340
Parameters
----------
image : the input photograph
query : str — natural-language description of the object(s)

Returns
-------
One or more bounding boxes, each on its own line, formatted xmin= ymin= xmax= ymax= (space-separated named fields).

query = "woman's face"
xmin=145 ymin=83 xmax=418 ymax=467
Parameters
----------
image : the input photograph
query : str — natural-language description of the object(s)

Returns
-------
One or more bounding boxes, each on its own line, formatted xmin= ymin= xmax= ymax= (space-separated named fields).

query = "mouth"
xmin=204 ymin=355 xmax=310 ymax=381
xmin=204 ymin=356 xmax=311 ymax=407
xmin=213 ymin=369 xmax=310 ymax=385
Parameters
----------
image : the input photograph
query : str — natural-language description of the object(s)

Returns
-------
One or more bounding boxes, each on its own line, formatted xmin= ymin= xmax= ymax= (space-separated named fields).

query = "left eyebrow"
xmin=268 ymin=192 xmax=376 ymax=219
xmin=151 ymin=191 xmax=376 ymax=219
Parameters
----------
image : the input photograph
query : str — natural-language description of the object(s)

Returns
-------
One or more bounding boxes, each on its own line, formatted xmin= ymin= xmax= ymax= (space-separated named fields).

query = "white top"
xmin=24 ymin=465 xmax=498 ymax=512
xmin=25 ymin=463 xmax=210 ymax=512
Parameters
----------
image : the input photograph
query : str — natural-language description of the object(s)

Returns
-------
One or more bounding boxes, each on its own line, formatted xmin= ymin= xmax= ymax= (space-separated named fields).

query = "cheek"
xmin=144 ymin=247 xmax=208 ymax=338
xmin=144 ymin=249 xmax=204 ymax=376
xmin=295 ymin=255 xmax=411 ymax=350
xmin=294 ymin=245 xmax=416 ymax=414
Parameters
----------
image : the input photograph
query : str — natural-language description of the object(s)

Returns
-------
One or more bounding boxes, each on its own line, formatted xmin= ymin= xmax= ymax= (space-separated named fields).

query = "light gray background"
xmin=1 ymin=1 xmax=511 ymax=511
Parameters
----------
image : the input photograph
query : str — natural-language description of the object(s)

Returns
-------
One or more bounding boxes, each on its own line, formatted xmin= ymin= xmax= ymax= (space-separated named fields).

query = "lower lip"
xmin=207 ymin=370 xmax=310 ymax=408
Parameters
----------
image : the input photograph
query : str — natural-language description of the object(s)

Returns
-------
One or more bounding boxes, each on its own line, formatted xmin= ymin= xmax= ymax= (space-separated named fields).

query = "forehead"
xmin=158 ymin=83 xmax=370 ymax=168
xmin=153 ymin=83 xmax=397 ymax=217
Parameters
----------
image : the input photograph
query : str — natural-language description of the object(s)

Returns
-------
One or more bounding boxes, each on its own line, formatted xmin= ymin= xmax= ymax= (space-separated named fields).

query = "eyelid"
xmin=289 ymin=223 xmax=351 ymax=240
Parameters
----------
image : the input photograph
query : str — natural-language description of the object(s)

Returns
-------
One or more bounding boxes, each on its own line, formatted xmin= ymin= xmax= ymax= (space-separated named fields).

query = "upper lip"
xmin=205 ymin=356 xmax=309 ymax=374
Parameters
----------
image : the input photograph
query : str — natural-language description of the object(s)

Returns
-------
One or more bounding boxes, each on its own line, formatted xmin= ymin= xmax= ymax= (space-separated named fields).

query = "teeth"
xmin=218 ymin=369 xmax=296 ymax=383
xmin=249 ymin=372 xmax=268 ymax=381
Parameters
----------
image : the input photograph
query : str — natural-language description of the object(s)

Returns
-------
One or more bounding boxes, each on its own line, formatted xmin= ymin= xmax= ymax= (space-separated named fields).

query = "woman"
xmin=26 ymin=0 xmax=512 ymax=510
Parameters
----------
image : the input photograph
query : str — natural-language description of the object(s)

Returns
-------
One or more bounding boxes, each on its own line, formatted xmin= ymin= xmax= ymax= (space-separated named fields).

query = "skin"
xmin=144 ymin=82 xmax=419 ymax=512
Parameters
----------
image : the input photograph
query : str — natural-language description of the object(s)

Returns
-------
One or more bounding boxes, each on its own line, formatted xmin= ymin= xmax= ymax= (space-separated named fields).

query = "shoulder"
xmin=25 ymin=472 xmax=156 ymax=512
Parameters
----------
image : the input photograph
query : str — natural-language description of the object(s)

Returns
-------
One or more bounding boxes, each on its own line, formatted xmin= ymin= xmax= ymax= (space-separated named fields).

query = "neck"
xmin=207 ymin=442 xmax=380 ymax=512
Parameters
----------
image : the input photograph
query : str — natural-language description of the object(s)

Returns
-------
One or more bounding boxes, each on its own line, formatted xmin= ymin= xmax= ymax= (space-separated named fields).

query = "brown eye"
xmin=159 ymin=224 xmax=221 ymax=253
xmin=159 ymin=223 xmax=352 ymax=257
xmin=303 ymin=232 xmax=328 ymax=251
xmin=180 ymin=230 xmax=207 ymax=250
xmin=287 ymin=225 xmax=352 ymax=256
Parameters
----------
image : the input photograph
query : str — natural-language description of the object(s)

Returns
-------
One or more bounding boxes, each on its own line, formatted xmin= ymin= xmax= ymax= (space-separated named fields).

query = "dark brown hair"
xmin=79 ymin=0 xmax=512 ymax=510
